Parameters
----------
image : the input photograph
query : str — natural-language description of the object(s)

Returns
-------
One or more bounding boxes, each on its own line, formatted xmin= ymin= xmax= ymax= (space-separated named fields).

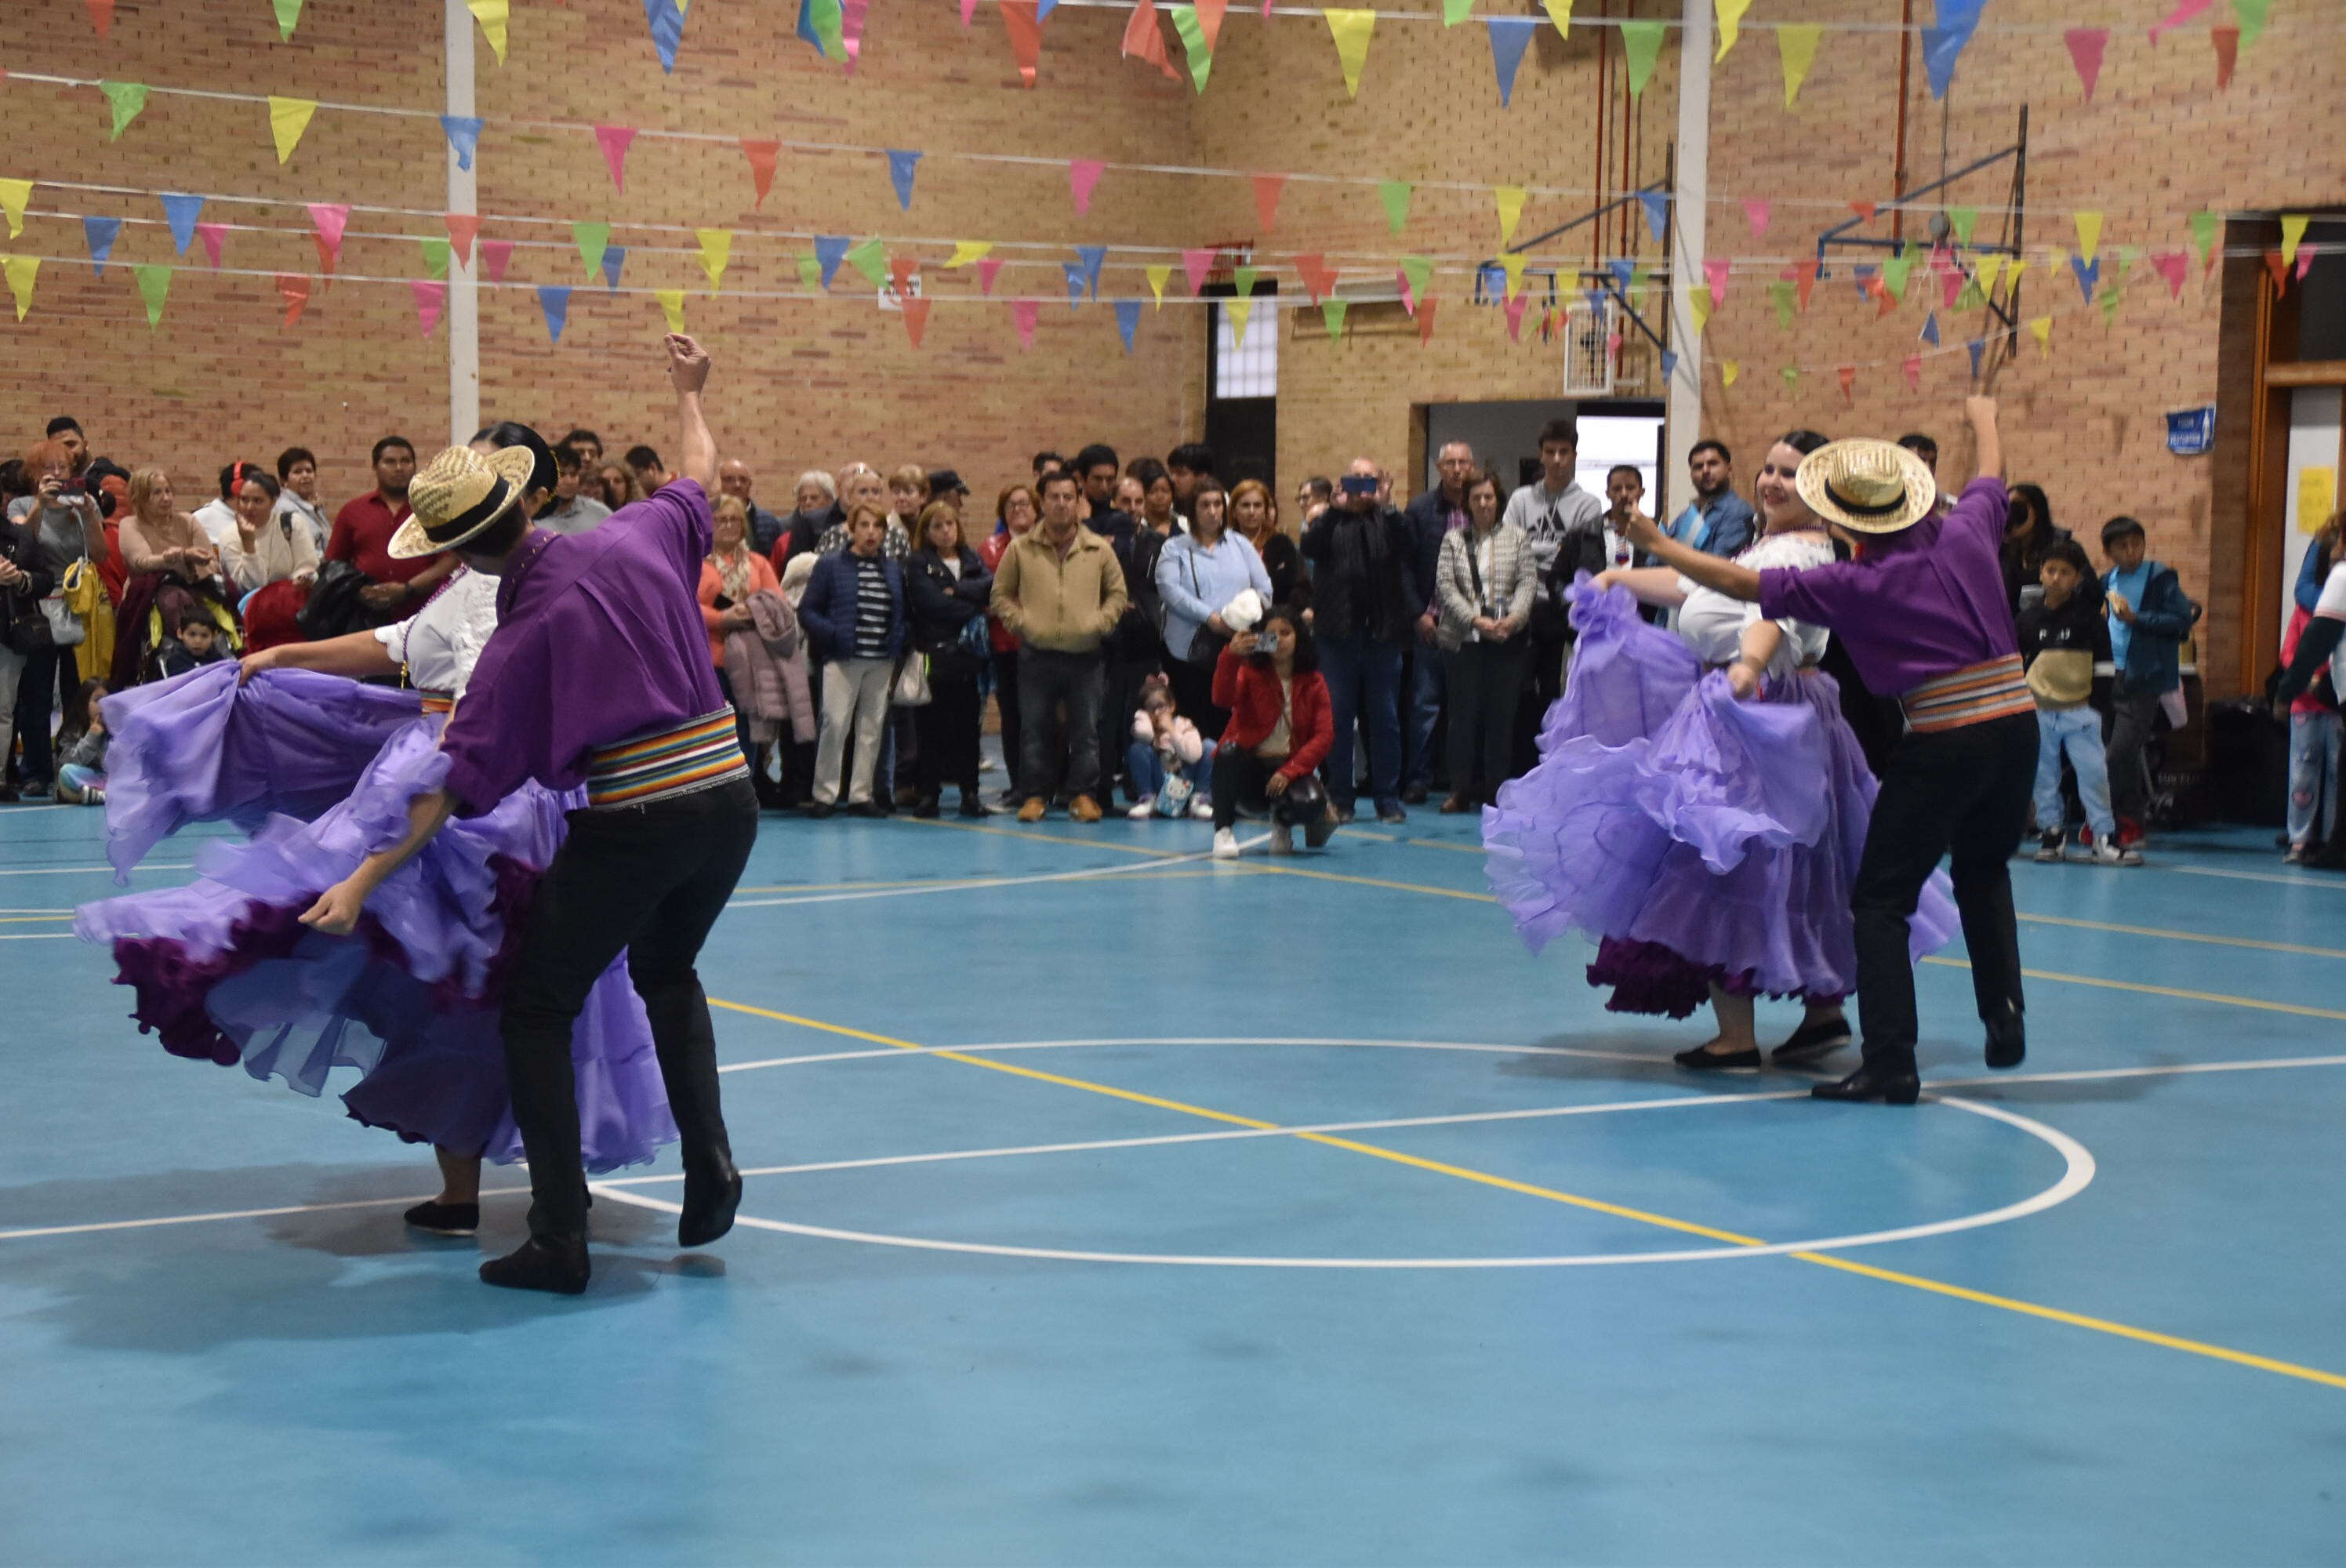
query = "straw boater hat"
xmin=388 ymin=444 xmax=539 ymax=559
xmin=1794 ymin=438 xmax=1938 ymax=535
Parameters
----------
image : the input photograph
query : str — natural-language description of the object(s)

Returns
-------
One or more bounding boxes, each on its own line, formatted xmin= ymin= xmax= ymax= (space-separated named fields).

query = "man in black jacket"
xmin=0 ymin=511 xmax=60 ymax=804
xmin=1305 ymin=458 xmax=1418 ymax=824
xmin=1400 ymin=441 xmax=1476 ymax=803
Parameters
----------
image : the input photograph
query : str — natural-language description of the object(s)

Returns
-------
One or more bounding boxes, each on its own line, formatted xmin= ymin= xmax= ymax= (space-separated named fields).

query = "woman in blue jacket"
xmin=902 ymin=501 xmax=994 ymax=818
xmin=796 ymin=504 xmax=906 ymax=817
xmin=1156 ymin=477 xmax=1272 ymax=739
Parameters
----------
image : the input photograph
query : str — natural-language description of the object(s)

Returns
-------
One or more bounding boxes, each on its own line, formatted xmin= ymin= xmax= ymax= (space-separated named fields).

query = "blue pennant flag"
xmin=160 ymin=192 xmax=205 ymax=256
xmin=1062 ymin=262 xmax=1088 ymax=306
xmin=1584 ymin=288 xmax=1607 ymax=317
xmin=1920 ymin=310 xmax=1941 ymax=347
xmin=1966 ymin=338 xmax=1985 ymax=379
xmin=1076 ymin=244 xmax=1106 ymax=299
xmin=538 ymin=285 xmax=572 ymax=343
xmin=887 ymin=150 xmax=922 ymax=212
xmin=1487 ymin=17 xmax=1538 ymax=107
xmin=440 ymin=115 xmax=484 ymax=172
xmin=1639 ymin=191 xmax=1670 ymax=244
xmin=643 ymin=0 xmax=685 ymax=73
xmin=1607 ymin=257 xmax=1635 ymax=294
xmin=1659 ymin=350 xmax=1679 ymax=381
xmin=1114 ymin=299 xmax=1141 ymax=353
xmin=2071 ymin=253 xmax=2100 ymax=302
xmin=814 ymin=236 xmax=850 ymax=289
xmin=601 ymin=245 xmax=626 ymax=292
xmin=1038 ymin=0 xmax=1059 ymax=16
xmin=82 ymin=216 xmax=122 ymax=277
xmin=796 ymin=0 xmax=824 ymax=54
xmin=1920 ymin=0 xmax=1985 ymax=99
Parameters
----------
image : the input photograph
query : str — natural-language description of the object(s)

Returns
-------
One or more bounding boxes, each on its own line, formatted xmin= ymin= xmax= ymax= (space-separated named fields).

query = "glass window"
xmin=1212 ymin=300 xmax=1278 ymax=399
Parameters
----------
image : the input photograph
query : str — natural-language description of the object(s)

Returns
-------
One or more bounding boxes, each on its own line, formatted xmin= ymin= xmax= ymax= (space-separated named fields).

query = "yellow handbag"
xmin=60 ymin=561 xmax=114 ymax=684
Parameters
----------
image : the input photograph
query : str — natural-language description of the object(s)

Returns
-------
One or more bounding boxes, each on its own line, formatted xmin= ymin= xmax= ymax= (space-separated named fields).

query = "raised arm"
xmin=1966 ymin=394 xmax=2003 ymax=485
xmin=1592 ymin=564 xmax=1691 ymax=610
xmin=1619 ymin=512 xmax=1762 ymax=603
xmin=666 ymin=333 xmax=718 ymax=491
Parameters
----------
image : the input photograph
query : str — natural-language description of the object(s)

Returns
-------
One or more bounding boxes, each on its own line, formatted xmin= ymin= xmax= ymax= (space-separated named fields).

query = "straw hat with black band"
xmin=1793 ymin=438 xmax=1939 ymax=536
xmin=388 ymin=444 xmax=539 ymax=560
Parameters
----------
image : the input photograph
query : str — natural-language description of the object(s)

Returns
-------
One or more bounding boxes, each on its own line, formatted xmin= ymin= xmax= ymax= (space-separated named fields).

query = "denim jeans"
xmin=2287 ymin=710 xmax=2342 ymax=846
xmin=1320 ymin=635 xmax=1405 ymax=809
xmin=1127 ymin=739 xmax=1215 ymax=804
xmin=1405 ymin=643 xmax=1444 ymax=790
xmin=1017 ymin=648 xmax=1105 ymax=804
xmin=2031 ymin=704 xmax=2115 ymax=838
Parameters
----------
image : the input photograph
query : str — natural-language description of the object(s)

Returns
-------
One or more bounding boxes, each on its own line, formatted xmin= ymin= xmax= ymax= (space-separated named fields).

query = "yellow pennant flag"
xmin=655 ymin=288 xmax=687 ymax=334
xmin=2028 ymin=315 xmax=2053 ymax=358
xmin=1721 ymin=359 xmax=1741 ymax=389
xmin=1541 ymin=0 xmax=1572 ymax=38
xmin=1714 ymin=0 xmax=1752 ymax=61
xmin=0 ymin=179 xmax=29 ymax=239
xmin=3 ymin=255 xmax=37 ymax=321
xmin=2004 ymin=257 xmax=2028 ymax=293
xmin=466 ymin=0 xmax=510 ymax=64
xmin=2280 ymin=214 xmax=2311 ymax=274
xmin=1691 ymin=284 xmax=1716 ymax=332
xmin=2072 ymin=212 xmax=2103 ymax=265
xmin=1494 ymin=185 xmax=1527 ymax=246
xmin=269 ymin=96 xmax=318 ymax=163
xmin=1324 ymin=9 xmax=1375 ymax=97
xmin=1229 ymin=298 xmax=1255 ymax=347
xmin=1778 ymin=25 xmax=1822 ymax=109
xmin=1146 ymin=263 xmax=1173 ymax=307
xmin=695 ymin=228 xmax=732 ymax=295
xmin=1499 ymin=252 xmax=1527 ymax=301
xmin=943 ymin=241 xmax=993 ymax=269
xmin=1974 ymin=253 xmax=2006 ymax=296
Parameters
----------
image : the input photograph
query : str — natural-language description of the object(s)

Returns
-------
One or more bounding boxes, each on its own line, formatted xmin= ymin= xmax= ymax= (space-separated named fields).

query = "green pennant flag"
xmin=810 ymin=0 xmax=848 ymax=61
xmin=99 ymin=82 xmax=147 ymax=140
xmin=1400 ymin=255 xmax=1433 ymax=301
xmin=2188 ymin=209 xmax=2221 ymax=269
xmin=273 ymin=0 xmax=303 ymax=39
xmin=1882 ymin=245 xmax=1916 ymax=301
xmin=796 ymin=252 xmax=821 ymax=292
xmin=1954 ymin=279 xmax=1985 ymax=312
xmin=1378 ymin=180 xmax=1412 ymax=234
xmin=1779 ymin=365 xmax=1800 ymax=390
xmin=1768 ymin=279 xmax=1797 ymax=330
xmin=2115 ymin=244 xmax=2144 ymax=280
xmin=133 ymin=263 xmax=171 ymax=328
xmin=844 ymin=237 xmax=887 ymax=290
xmin=1233 ymin=264 xmax=1258 ymax=298
xmin=2099 ymin=280 xmax=2123 ymax=324
xmin=1322 ymin=297 xmax=1349 ymax=340
xmin=1618 ymin=20 xmax=1665 ymax=98
xmin=2232 ymin=0 xmax=2271 ymax=46
xmin=1442 ymin=0 xmax=1474 ymax=20
xmin=573 ymin=221 xmax=611 ymax=279
xmin=1170 ymin=5 xmax=1213 ymax=92
xmin=421 ymin=238 xmax=451 ymax=281
xmin=1948 ymin=206 xmax=1978 ymax=247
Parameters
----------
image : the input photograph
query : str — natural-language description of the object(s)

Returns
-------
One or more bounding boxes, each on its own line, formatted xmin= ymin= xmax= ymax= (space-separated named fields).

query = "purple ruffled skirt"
xmin=1483 ymin=578 xmax=1959 ymax=1019
xmin=75 ymin=666 xmax=676 ymax=1171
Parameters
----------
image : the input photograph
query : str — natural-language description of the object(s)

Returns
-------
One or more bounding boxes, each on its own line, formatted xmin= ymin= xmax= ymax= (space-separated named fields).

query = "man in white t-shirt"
xmin=1501 ymin=417 xmax=1607 ymax=757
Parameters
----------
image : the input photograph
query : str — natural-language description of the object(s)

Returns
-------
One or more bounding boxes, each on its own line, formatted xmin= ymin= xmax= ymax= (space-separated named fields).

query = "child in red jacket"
xmin=1210 ymin=605 xmax=1337 ymax=856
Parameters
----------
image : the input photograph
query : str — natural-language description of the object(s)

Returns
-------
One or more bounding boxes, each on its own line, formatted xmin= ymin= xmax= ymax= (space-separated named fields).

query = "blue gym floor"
xmin=2 ymin=784 xmax=2342 ymax=1564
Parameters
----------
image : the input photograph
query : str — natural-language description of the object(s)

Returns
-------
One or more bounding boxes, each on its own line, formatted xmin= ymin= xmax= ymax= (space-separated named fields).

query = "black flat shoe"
xmin=1673 ymin=1043 xmax=1762 ymax=1071
xmin=804 ymin=801 xmax=834 ymax=818
xmin=957 ymin=796 xmax=986 ymax=818
xmin=912 ymin=797 xmax=940 ymax=819
xmin=1772 ymin=1018 xmax=1854 ymax=1064
xmin=678 ymin=1160 xmax=743 ymax=1248
xmin=402 ymin=1200 xmax=479 ymax=1236
xmin=849 ymin=800 xmax=886 ymax=818
xmin=1984 ymin=1003 xmax=2026 ymax=1070
xmin=1811 ymin=1060 xmax=1921 ymax=1105
xmin=479 ymin=1236 xmax=590 ymax=1294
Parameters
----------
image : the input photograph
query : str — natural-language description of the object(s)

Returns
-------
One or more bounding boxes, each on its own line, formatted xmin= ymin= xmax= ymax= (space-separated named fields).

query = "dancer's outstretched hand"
xmin=300 ymin=879 xmax=367 ymax=937
xmin=665 ymin=332 xmax=710 ymax=394
xmin=237 ymin=646 xmax=282 ymax=685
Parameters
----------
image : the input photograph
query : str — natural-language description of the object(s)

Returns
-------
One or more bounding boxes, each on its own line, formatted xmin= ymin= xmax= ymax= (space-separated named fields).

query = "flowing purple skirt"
xmin=1483 ymin=578 xmax=1959 ymax=1019
xmin=75 ymin=666 xmax=676 ymax=1171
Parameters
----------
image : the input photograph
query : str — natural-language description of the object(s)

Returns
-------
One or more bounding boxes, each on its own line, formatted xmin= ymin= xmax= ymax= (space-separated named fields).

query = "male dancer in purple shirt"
xmin=1625 ymin=387 xmax=2036 ymax=1104
xmin=302 ymin=335 xmax=754 ymax=1290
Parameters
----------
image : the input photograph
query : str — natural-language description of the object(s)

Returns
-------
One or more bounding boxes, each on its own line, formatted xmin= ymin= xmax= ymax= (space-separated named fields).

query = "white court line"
xmin=723 ymin=837 xmax=1260 ymax=910
xmin=0 ymin=862 xmax=191 ymax=877
xmin=1934 ymin=1053 xmax=2346 ymax=1090
xmin=0 ymin=1192 xmax=511 ymax=1242
xmin=2159 ymin=864 xmax=2346 ymax=891
xmin=0 ymin=933 xmax=75 ymax=941
xmin=718 ymin=1035 xmax=1662 ymax=1074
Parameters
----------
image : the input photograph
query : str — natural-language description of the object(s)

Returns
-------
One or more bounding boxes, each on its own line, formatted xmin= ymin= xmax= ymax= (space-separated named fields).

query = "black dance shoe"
xmin=678 ymin=1160 xmax=743 ymax=1248
xmin=1810 ymin=1059 xmax=1922 ymax=1105
xmin=479 ymin=1236 xmax=590 ymax=1294
xmin=1983 ymin=1003 xmax=2026 ymax=1070
xmin=1771 ymin=1018 xmax=1854 ymax=1064
xmin=957 ymin=795 xmax=986 ymax=818
xmin=402 ymin=1200 xmax=479 ymax=1236
xmin=1672 ymin=1043 xmax=1762 ymax=1071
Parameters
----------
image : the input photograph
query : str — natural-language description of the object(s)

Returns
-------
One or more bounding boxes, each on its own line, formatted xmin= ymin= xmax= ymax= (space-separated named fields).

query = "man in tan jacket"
xmin=991 ymin=470 xmax=1128 ymax=821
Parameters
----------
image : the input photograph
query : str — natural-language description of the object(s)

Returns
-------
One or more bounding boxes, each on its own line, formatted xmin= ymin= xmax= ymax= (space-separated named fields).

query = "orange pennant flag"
xmin=276 ymin=273 xmax=310 ymax=328
xmin=1253 ymin=174 xmax=1286 ymax=233
xmin=740 ymin=139 xmax=781 ymax=208
xmin=1121 ymin=0 xmax=1182 ymax=80
xmin=999 ymin=1 xmax=1043 ymax=86
xmin=902 ymin=296 xmax=931 ymax=348
xmin=85 ymin=0 xmax=114 ymax=38
xmin=444 ymin=213 xmax=481 ymax=268
xmin=1416 ymin=296 xmax=1438 ymax=346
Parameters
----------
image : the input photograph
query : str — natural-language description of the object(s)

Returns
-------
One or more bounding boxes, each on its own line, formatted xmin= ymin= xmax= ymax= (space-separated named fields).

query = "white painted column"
xmin=445 ymin=0 xmax=481 ymax=442
xmin=1663 ymin=0 xmax=1712 ymax=519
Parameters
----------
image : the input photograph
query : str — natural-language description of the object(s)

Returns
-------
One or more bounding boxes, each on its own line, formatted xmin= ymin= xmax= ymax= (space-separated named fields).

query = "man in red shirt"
xmin=327 ymin=436 xmax=453 ymax=618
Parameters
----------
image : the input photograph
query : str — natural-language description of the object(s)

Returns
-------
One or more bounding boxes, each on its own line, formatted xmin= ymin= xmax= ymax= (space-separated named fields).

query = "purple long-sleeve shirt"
xmin=441 ymin=479 xmax=728 ymax=815
xmin=1756 ymin=476 xmax=2015 ymax=696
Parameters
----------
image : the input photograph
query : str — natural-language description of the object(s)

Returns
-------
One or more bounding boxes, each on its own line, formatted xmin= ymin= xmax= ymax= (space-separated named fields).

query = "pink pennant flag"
xmin=841 ymin=0 xmax=870 ymax=72
xmin=594 ymin=124 xmax=638 ymax=192
xmin=1069 ymin=159 xmax=1105 ymax=215
xmin=961 ymin=0 xmax=979 ymax=24
xmin=1252 ymin=174 xmax=1286 ymax=234
xmin=975 ymin=256 xmax=1004 ymax=296
xmin=1703 ymin=257 xmax=1731 ymax=307
xmin=481 ymin=239 xmax=515 ymax=282
xmin=194 ymin=222 xmax=227 ymax=269
xmin=1261 ymin=0 xmax=1271 ymax=14
xmin=2148 ymin=0 xmax=2212 ymax=45
xmin=1504 ymin=292 xmax=1529 ymax=342
xmin=2151 ymin=250 xmax=2190 ymax=298
xmin=1903 ymin=354 xmax=1922 ymax=392
xmin=1606 ymin=332 xmax=1624 ymax=361
xmin=1942 ymin=268 xmax=1963 ymax=307
xmin=1182 ymin=246 xmax=1216 ymax=295
xmin=2064 ymin=28 xmax=2108 ymax=101
xmin=307 ymin=202 xmax=350 ymax=265
xmin=411 ymin=279 xmax=446 ymax=339
xmin=1011 ymin=297 xmax=1040 ymax=349
xmin=445 ymin=214 xmax=481 ymax=267
xmin=2301 ymin=248 xmax=2317 ymax=282
xmin=1741 ymin=198 xmax=1770 ymax=238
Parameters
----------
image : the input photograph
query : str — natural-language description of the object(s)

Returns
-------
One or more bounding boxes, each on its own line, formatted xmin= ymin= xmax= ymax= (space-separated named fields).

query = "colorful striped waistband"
xmin=418 ymin=691 xmax=454 ymax=715
xmin=1901 ymin=654 xmax=2036 ymax=734
xmin=585 ymin=710 xmax=749 ymax=809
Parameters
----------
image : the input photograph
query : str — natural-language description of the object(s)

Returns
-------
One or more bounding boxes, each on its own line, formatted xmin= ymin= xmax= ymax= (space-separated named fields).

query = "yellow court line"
xmin=707 ymin=998 xmax=2346 ymax=1393
xmin=0 ymin=914 xmax=71 ymax=923
xmin=896 ymin=815 xmax=1178 ymax=860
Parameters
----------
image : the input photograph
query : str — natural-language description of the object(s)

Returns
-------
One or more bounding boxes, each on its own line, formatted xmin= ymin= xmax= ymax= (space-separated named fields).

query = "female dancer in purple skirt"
xmin=1484 ymin=430 xmax=1956 ymax=1071
xmin=75 ymin=425 xmax=674 ymax=1234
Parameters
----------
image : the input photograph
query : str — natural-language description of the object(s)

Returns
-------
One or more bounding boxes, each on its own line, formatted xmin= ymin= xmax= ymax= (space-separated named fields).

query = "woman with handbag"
xmin=1156 ymin=477 xmax=1272 ymax=742
xmin=1433 ymin=470 xmax=1539 ymax=811
xmin=795 ymin=504 xmax=906 ymax=817
xmin=7 ymin=440 xmax=107 ymax=797
xmin=902 ymin=501 xmax=994 ymax=818
xmin=0 ymin=503 xmax=63 ymax=804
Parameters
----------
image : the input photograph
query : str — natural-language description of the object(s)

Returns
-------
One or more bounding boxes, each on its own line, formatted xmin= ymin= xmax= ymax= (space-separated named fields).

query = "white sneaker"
xmin=1127 ymin=797 xmax=1157 ymax=820
xmin=1269 ymin=822 xmax=1295 ymax=855
xmin=1190 ymin=797 xmax=1215 ymax=820
xmin=2090 ymin=837 xmax=2125 ymax=866
xmin=1211 ymin=827 xmax=1240 ymax=858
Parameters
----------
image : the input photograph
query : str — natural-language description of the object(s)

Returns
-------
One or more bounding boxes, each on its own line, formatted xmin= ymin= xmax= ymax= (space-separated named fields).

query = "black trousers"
xmin=1512 ymin=631 xmax=1568 ymax=776
xmin=1443 ymin=640 xmax=1531 ymax=804
xmin=500 ymin=775 xmax=758 ymax=1243
xmin=1851 ymin=713 xmax=2038 ymax=1064
xmin=993 ymin=648 xmax=1021 ymax=791
xmin=2105 ymin=677 xmax=2165 ymax=825
xmin=1164 ymin=652 xmax=1229 ymax=744
xmin=1017 ymin=648 xmax=1104 ymax=804
xmin=914 ymin=672 xmax=982 ymax=802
